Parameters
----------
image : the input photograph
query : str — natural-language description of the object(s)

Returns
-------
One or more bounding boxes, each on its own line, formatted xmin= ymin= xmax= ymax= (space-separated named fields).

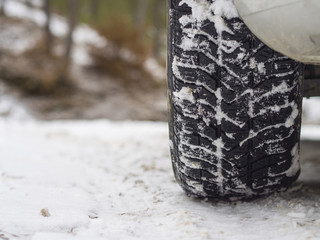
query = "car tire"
xmin=167 ymin=0 xmax=303 ymax=200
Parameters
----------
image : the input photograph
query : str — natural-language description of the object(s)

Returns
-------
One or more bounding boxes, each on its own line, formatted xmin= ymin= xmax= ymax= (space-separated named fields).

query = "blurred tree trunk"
xmin=152 ymin=0 xmax=165 ymax=60
xmin=134 ymin=0 xmax=148 ymax=29
xmin=90 ymin=0 xmax=99 ymax=21
xmin=0 ymin=0 xmax=6 ymax=16
xmin=24 ymin=0 xmax=33 ymax=7
xmin=63 ymin=0 xmax=78 ymax=76
xmin=44 ymin=0 xmax=52 ymax=55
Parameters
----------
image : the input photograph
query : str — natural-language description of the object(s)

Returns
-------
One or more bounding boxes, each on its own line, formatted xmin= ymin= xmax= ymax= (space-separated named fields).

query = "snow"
xmin=0 ymin=75 xmax=319 ymax=239
xmin=211 ymin=0 xmax=239 ymax=18
xmin=0 ymin=82 xmax=34 ymax=121
xmin=4 ymin=0 xmax=106 ymax=65
xmin=301 ymin=125 xmax=320 ymax=140
xmin=303 ymin=97 xmax=320 ymax=125
xmin=286 ymin=143 xmax=300 ymax=177
xmin=143 ymin=58 xmax=166 ymax=82
xmin=180 ymin=0 xmax=238 ymax=20
xmin=0 ymin=94 xmax=33 ymax=121
xmin=173 ymin=87 xmax=195 ymax=104
xmin=179 ymin=0 xmax=235 ymax=35
xmin=0 ymin=119 xmax=320 ymax=240
xmin=0 ymin=72 xmax=320 ymax=239
xmin=5 ymin=1 xmax=46 ymax=29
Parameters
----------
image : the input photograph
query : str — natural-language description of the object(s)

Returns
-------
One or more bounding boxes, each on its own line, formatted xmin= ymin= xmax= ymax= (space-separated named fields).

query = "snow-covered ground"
xmin=0 ymin=67 xmax=319 ymax=239
xmin=0 ymin=88 xmax=318 ymax=240
xmin=303 ymin=97 xmax=320 ymax=125
xmin=0 ymin=82 xmax=34 ymax=121
xmin=1 ymin=80 xmax=319 ymax=237
xmin=0 ymin=117 xmax=319 ymax=240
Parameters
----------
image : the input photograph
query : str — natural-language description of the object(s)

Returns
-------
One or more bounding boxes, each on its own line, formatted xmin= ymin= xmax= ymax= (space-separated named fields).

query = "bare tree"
xmin=152 ymin=0 xmax=165 ymax=60
xmin=134 ymin=0 xmax=148 ymax=29
xmin=0 ymin=0 xmax=6 ymax=16
xmin=90 ymin=0 xmax=99 ymax=21
xmin=63 ymin=0 xmax=79 ymax=74
xmin=43 ymin=0 xmax=52 ymax=55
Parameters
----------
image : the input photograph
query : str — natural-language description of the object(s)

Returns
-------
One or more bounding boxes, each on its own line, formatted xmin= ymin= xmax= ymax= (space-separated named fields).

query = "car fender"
xmin=234 ymin=0 xmax=320 ymax=64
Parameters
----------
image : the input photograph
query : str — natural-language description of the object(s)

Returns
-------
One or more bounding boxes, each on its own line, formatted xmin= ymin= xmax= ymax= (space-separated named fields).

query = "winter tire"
xmin=167 ymin=0 xmax=303 ymax=200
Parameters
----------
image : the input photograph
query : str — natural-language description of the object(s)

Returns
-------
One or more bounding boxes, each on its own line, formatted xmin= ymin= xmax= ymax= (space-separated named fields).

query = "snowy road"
xmin=0 ymin=120 xmax=319 ymax=240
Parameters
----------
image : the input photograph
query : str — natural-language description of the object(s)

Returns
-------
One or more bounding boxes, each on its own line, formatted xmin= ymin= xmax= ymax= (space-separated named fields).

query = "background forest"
xmin=0 ymin=0 xmax=167 ymax=121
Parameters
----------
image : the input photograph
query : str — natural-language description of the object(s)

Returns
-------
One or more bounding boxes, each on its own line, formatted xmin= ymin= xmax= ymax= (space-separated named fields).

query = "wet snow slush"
xmin=0 ymin=119 xmax=319 ymax=240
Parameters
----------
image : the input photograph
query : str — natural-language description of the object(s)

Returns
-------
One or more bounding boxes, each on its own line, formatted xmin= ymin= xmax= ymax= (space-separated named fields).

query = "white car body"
xmin=234 ymin=0 xmax=320 ymax=64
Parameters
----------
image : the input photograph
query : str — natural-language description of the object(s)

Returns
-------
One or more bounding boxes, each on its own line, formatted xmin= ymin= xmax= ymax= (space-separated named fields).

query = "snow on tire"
xmin=167 ymin=0 xmax=303 ymax=200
